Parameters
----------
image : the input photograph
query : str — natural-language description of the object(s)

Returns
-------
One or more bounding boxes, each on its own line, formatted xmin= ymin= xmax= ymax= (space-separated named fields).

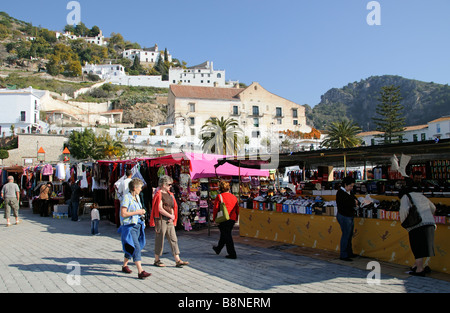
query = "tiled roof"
xmin=404 ymin=124 xmax=428 ymax=131
xmin=428 ymin=116 xmax=450 ymax=123
xmin=170 ymin=84 xmax=244 ymax=100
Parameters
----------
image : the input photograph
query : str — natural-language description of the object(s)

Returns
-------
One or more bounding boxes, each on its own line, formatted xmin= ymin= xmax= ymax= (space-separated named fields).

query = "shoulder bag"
xmin=401 ymin=193 xmax=422 ymax=229
xmin=215 ymin=194 xmax=230 ymax=224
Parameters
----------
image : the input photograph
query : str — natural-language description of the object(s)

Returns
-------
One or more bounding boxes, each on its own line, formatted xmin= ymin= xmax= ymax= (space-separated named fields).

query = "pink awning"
xmin=138 ymin=152 xmax=269 ymax=179
xmin=184 ymin=153 xmax=269 ymax=179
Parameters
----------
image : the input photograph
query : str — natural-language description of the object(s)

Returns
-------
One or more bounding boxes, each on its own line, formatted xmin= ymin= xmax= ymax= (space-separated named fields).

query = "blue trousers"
xmin=71 ymin=201 xmax=79 ymax=221
xmin=337 ymin=213 xmax=354 ymax=258
xmin=125 ymin=223 xmax=142 ymax=262
xmin=91 ymin=219 xmax=99 ymax=235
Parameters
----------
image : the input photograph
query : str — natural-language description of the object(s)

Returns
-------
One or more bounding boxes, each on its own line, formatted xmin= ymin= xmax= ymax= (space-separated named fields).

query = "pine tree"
xmin=372 ymin=85 xmax=406 ymax=144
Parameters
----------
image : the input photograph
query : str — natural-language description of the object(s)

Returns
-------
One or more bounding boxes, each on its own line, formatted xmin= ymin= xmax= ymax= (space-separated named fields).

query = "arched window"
xmin=217 ymin=73 xmax=221 ymax=78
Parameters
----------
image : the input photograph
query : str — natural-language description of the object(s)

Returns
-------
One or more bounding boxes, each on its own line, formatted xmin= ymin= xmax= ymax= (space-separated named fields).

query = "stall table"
xmin=239 ymin=208 xmax=450 ymax=274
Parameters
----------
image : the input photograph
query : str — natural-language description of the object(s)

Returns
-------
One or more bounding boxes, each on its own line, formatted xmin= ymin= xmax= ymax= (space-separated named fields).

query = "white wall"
xmin=109 ymin=75 xmax=169 ymax=88
xmin=0 ymin=88 xmax=41 ymax=136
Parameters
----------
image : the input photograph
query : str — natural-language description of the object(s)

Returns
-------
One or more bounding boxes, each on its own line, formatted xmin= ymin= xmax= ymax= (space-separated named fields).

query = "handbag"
xmin=215 ymin=194 xmax=230 ymax=224
xmin=401 ymin=193 xmax=422 ymax=229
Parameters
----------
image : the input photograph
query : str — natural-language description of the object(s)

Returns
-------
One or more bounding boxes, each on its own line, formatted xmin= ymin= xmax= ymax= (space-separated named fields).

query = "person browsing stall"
xmin=336 ymin=176 xmax=359 ymax=261
xmin=399 ymin=180 xmax=436 ymax=276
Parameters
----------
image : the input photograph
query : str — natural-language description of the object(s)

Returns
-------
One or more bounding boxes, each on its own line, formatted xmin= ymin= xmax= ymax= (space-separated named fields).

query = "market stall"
xmin=139 ymin=152 xmax=270 ymax=231
xmin=218 ymin=139 xmax=450 ymax=274
xmin=240 ymin=209 xmax=450 ymax=274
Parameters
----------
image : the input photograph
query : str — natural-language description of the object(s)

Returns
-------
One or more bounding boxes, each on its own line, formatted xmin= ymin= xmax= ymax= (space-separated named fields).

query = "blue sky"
xmin=2 ymin=0 xmax=450 ymax=107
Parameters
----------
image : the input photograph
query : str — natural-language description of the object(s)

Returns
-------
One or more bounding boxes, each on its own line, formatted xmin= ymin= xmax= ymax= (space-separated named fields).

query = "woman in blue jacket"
xmin=118 ymin=178 xmax=151 ymax=279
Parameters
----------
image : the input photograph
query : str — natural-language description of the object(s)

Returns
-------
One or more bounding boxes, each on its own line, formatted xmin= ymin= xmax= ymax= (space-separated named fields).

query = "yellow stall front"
xmin=239 ymin=208 xmax=450 ymax=274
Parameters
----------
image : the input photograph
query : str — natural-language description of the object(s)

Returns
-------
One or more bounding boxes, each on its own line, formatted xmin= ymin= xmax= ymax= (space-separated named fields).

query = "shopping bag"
xmin=401 ymin=193 xmax=422 ymax=229
xmin=215 ymin=194 xmax=230 ymax=224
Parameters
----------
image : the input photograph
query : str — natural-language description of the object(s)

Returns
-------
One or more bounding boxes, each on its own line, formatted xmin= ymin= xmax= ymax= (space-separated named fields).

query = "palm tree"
xmin=199 ymin=117 xmax=244 ymax=155
xmin=94 ymin=133 xmax=126 ymax=160
xmin=321 ymin=120 xmax=362 ymax=172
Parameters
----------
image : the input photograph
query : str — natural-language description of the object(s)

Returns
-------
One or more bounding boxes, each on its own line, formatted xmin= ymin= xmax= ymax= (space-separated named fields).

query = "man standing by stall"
xmin=71 ymin=180 xmax=82 ymax=222
xmin=1 ymin=176 xmax=21 ymax=226
xmin=336 ymin=176 xmax=359 ymax=261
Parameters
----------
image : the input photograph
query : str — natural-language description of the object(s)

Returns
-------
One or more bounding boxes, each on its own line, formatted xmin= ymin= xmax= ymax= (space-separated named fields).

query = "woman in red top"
xmin=212 ymin=180 xmax=239 ymax=259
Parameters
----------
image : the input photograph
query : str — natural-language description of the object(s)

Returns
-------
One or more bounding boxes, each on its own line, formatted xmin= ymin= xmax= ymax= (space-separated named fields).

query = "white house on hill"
xmin=0 ymin=87 xmax=46 ymax=136
xmin=122 ymin=44 xmax=172 ymax=67
xmin=169 ymin=61 xmax=239 ymax=88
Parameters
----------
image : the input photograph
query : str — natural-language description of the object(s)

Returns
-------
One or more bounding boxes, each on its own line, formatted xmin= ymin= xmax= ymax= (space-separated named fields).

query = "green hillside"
xmin=308 ymin=75 xmax=450 ymax=131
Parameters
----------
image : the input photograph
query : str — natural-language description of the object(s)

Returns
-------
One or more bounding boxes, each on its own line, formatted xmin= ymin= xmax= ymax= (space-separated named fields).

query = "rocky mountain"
xmin=307 ymin=75 xmax=450 ymax=131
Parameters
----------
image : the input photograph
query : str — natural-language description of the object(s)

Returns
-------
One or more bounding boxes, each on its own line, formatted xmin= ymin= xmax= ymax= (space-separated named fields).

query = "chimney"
xmin=214 ymin=82 xmax=219 ymax=87
xmin=234 ymin=83 xmax=240 ymax=89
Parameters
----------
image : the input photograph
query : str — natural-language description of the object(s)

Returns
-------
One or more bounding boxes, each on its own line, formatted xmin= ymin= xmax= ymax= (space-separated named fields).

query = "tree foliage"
xmin=320 ymin=120 xmax=362 ymax=149
xmin=199 ymin=117 xmax=244 ymax=155
xmin=67 ymin=128 xmax=96 ymax=160
xmin=46 ymin=43 xmax=82 ymax=77
xmin=372 ymin=85 xmax=406 ymax=144
xmin=67 ymin=129 xmax=126 ymax=160
xmin=0 ymin=149 xmax=9 ymax=161
xmin=93 ymin=133 xmax=126 ymax=160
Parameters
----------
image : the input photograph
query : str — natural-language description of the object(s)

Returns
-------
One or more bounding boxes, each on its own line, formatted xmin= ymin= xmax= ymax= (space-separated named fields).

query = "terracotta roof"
xmin=428 ymin=116 xmax=450 ymax=123
xmin=357 ymin=131 xmax=384 ymax=137
xmin=404 ymin=124 xmax=428 ymax=131
xmin=170 ymin=84 xmax=244 ymax=101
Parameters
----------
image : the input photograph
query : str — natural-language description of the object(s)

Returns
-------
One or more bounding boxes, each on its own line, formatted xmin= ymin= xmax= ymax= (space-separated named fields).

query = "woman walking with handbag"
xmin=212 ymin=180 xmax=239 ymax=259
xmin=399 ymin=182 xmax=436 ymax=277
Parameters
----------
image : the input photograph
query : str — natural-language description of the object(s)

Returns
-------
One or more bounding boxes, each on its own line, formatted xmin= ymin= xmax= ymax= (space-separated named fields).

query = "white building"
xmin=82 ymin=63 xmax=126 ymax=80
xmin=167 ymin=83 xmax=318 ymax=154
xmin=358 ymin=115 xmax=450 ymax=145
xmin=169 ymin=61 xmax=239 ymax=88
xmin=55 ymin=30 xmax=108 ymax=46
xmin=82 ymin=63 xmax=170 ymax=88
xmin=0 ymin=87 xmax=45 ymax=136
xmin=122 ymin=44 xmax=172 ymax=66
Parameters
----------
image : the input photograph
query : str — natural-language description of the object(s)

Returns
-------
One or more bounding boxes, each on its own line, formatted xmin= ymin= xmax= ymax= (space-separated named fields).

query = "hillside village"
xmin=0 ymin=12 xmax=328 ymax=166
xmin=0 ymin=12 xmax=449 ymax=167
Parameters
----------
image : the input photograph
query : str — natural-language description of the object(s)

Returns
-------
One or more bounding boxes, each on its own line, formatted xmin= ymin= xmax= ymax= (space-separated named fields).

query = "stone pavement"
xmin=1 ymin=207 xmax=450 ymax=294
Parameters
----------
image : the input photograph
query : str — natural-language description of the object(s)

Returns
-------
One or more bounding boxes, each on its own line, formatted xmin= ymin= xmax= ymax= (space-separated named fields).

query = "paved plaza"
xmin=1 ymin=207 xmax=450 ymax=295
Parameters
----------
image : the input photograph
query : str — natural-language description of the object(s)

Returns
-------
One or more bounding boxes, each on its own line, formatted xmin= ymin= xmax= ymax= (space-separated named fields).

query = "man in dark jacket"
xmin=336 ymin=176 xmax=359 ymax=261
xmin=71 ymin=180 xmax=82 ymax=221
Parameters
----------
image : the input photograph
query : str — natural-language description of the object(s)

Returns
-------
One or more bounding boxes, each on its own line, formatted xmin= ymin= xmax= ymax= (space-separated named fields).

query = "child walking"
xmin=91 ymin=203 xmax=100 ymax=235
